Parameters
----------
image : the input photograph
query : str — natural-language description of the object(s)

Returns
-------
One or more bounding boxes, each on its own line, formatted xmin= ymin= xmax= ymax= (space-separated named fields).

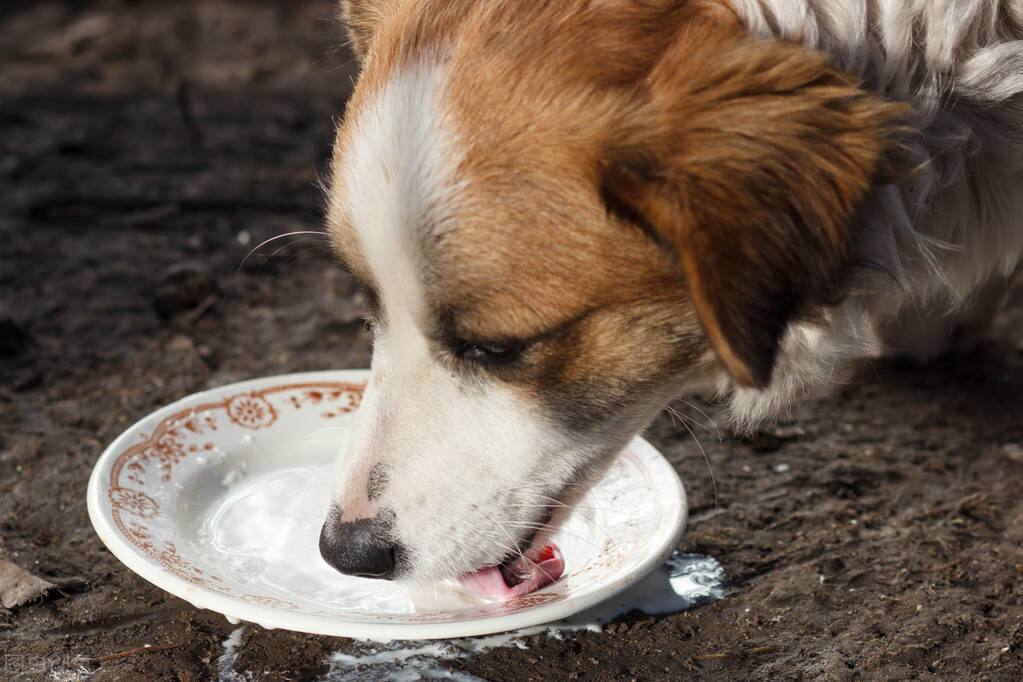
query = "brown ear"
xmin=339 ymin=0 xmax=392 ymax=61
xmin=603 ymin=24 xmax=910 ymax=388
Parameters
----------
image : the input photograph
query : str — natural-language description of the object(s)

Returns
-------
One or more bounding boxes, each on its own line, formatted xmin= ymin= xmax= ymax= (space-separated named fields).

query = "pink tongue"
xmin=459 ymin=545 xmax=565 ymax=600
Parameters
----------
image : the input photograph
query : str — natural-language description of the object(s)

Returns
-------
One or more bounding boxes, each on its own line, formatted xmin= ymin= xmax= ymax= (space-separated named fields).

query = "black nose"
xmin=318 ymin=507 xmax=400 ymax=579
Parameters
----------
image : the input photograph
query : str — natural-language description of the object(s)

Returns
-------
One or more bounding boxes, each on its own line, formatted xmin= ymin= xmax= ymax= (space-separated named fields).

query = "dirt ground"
xmin=2 ymin=2 xmax=1022 ymax=680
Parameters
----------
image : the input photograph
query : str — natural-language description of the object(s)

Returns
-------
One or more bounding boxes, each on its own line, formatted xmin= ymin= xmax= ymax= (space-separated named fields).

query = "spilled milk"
xmin=216 ymin=552 xmax=724 ymax=681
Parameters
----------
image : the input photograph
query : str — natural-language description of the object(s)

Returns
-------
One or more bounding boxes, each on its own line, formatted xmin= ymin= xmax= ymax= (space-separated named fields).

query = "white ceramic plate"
xmin=87 ymin=370 xmax=687 ymax=640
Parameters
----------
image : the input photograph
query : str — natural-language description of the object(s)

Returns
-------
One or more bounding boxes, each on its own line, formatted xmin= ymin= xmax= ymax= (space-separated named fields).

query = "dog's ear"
xmin=602 ymin=23 xmax=910 ymax=388
xmin=340 ymin=0 xmax=392 ymax=61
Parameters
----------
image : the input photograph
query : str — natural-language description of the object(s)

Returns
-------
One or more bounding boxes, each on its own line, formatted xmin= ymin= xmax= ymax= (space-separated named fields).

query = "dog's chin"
xmin=457 ymin=541 xmax=566 ymax=600
xmin=451 ymin=506 xmax=567 ymax=599
xmin=398 ymin=504 xmax=568 ymax=599
xmin=452 ymin=454 xmax=621 ymax=599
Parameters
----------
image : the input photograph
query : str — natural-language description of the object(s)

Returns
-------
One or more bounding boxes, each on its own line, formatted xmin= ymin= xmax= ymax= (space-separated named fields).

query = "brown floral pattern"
xmin=106 ymin=381 xmax=366 ymax=604
xmin=156 ymin=543 xmax=228 ymax=591
xmin=101 ymin=378 xmax=647 ymax=624
xmin=503 ymin=591 xmax=563 ymax=610
xmin=130 ymin=412 xmax=219 ymax=481
xmin=226 ymin=394 xmax=277 ymax=429
xmin=109 ymin=487 xmax=159 ymax=518
xmin=288 ymin=387 xmax=362 ymax=419
xmin=240 ymin=594 xmax=299 ymax=609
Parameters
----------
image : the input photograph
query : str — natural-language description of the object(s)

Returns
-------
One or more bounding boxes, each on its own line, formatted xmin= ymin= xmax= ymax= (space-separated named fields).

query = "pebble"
xmin=165 ymin=334 xmax=198 ymax=354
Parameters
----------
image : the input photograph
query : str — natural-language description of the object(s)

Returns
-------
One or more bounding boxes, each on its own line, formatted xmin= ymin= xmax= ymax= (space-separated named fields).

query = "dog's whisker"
xmin=674 ymin=398 xmax=722 ymax=441
xmin=476 ymin=533 xmax=522 ymax=565
xmin=509 ymin=508 xmax=620 ymax=551
xmin=666 ymin=404 xmax=707 ymax=437
xmin=504 ymin=522 xmax=609 ymax=553
xmin=504 ymin=502 xmax=627 ymax=515
xmin=237 ymin=230 xmax=328 ymax=273
xmin=264 ymin=248 xmax=323 ymax=282
xmin=504 ymin=496 xmax=622 ymax=550
xmin=520 ymin=493 xmax=631 ymax=517
xmin=260 ymin=235 xmax=328 ymax=265
xmin=502 ymin=480 xmax=600 ymax=490
xmin=480 ymin=526 xmax=558 ymax=589
xmin=487 ymin=526 xmax=559 ymax=586
xmin=669 ymin=404 xmax=720 ymax=509
xmin=499 ymin=481 xmax=601 ymax=494
xmin=493 ymin=519 xmax=527 ymax=566
xmin=521 ymin=493 xmax=571 ymax=507
xmin=518 ymin=554 xmax=557 ymax=585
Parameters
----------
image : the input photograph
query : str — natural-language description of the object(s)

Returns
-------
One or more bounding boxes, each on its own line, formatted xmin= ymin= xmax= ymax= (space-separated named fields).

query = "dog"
xmin=317 ymin=0 xmax=1023 ymax=594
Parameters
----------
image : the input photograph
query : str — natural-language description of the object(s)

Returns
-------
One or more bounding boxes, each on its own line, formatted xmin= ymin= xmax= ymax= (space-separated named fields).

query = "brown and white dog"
xmin=317 ymin=0 xmax=1023 ymax=595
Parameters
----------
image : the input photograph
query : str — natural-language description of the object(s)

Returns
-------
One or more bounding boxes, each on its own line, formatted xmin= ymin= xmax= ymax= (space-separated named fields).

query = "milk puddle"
xmin=217 ymin=552 xmax=724 ymax=681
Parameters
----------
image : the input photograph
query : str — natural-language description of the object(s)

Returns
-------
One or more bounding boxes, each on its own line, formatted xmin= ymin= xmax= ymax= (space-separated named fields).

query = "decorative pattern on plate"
xmin=157 ymin=542 xmax=225 ymax=590
xmin=106 ymin=381 xmax=366 ymax=605
xmin=226 ymin=394 xmax=278 ymax=429
xmin=88 ymin=371 xmax=686 ymax=638
xmin=108 ymin=487 xmax=159 ymax=518
xmin=240 ymin=594 xmax=300 ymax=609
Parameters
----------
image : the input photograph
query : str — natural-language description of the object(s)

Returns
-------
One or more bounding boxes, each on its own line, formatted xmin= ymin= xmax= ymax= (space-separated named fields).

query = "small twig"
xmin=180 ymin=294 xmax=218 ymax=326
xmin=79 ymin=642 xmax=185 ymax=665
xmin=694 ymin=645 xmax=779 ymax=661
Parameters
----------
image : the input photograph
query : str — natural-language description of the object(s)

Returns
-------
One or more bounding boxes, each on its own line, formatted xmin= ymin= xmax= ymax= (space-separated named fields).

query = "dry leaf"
xmin=0 ymin=559 xmax=55 ymax=609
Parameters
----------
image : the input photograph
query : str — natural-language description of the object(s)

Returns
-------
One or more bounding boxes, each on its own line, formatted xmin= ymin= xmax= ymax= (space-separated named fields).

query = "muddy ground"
xmin=2 ymin=2 xmax=1022 ymax=680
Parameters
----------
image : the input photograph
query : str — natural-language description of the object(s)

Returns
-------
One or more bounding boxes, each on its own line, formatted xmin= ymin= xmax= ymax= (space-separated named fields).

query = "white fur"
xmin=724 ymin=0 xmax=1023 ymax=424
xmin=330 ymin=62 xmax=598 ymax=580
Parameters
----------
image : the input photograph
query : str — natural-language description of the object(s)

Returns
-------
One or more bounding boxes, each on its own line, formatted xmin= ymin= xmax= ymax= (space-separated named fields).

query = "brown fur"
xmin=331 ymin=0 xmax=911 ymax=410
xmin=601 ymin=17 xmax=910 ymax=386
xmin=338 ymin=0 xmax=388 ymax=61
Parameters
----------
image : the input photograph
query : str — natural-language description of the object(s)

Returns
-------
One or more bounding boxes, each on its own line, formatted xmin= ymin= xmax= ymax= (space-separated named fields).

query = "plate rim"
xmin=87 ymin=369 xmax=688 ymax=640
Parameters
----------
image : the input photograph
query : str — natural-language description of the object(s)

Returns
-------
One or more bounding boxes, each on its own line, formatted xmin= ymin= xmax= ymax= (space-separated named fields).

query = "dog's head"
xmin=318 ymin=0 xmax=907 ymax=587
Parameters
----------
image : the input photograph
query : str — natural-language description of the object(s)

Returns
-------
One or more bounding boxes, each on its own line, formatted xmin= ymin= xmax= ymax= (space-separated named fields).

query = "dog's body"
xmin=725 ymin=0 xmax=1023 ymax=420
xmin=317 ymin=0 xmax=1023 ymax=587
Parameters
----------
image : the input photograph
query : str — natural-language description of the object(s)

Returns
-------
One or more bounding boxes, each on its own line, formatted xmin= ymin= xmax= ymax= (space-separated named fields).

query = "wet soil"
xmin=2 ymin=2 xmax=1022 ymax=680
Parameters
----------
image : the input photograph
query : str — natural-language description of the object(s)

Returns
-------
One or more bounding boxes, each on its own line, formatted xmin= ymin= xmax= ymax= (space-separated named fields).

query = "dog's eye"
xmin=455 ymin=340 xmax=522 ymax=365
